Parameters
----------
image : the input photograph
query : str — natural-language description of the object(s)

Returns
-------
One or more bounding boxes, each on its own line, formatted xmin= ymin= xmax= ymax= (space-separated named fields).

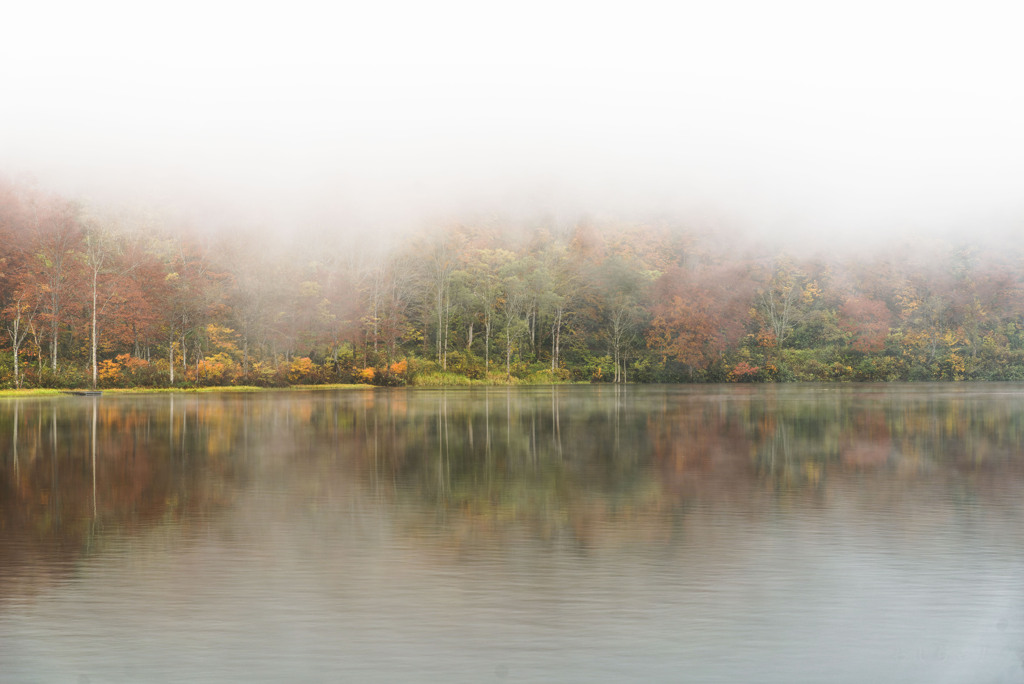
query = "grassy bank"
xmin=0 ymin=384 xmax=373 ymax=397
xmin=103 ymin=384 xmax=373 ymax=394
xmin=0 ymin=388 xmax=66 ymax=397
xmin=408 ymin=370 xmax=582 ymax=387
xmin=0 ymin=376 xmax=586 ymax=395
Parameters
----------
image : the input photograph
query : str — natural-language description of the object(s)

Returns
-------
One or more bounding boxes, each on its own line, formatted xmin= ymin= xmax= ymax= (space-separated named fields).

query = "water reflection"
xmin=1 ymin=385 xmax=1023 ymax=683
xmin=4 ymin=386 xmax=1024 ymax=563
xmin=0 ymin=394 xmax=250 ymax=601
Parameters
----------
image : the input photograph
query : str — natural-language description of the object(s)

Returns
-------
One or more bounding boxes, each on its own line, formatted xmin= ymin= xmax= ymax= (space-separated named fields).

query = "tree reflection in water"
xmin=0 ymin=394 xmax=249 ymax=599
xmin=2 ymin=385 xmax=1024 ymax=589
xmin=2 ymin=386 xmax=1024 ymax=683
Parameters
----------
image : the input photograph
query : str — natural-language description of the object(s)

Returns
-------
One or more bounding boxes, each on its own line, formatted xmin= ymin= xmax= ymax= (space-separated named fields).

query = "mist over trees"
xmin=2 ymin=177 xmax=1024 ymax=389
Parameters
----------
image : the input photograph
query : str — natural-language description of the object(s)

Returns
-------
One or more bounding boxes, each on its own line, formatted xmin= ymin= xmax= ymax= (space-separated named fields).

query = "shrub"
xmin=237 ymin=361 xmax=286 ymax=387
xmin=409 ymin=371 xmax=474 ymax=386
xmin=367 ymin=358 xmax=409 ymax=386
xmin=288 ymin=357 xmax=321 ymax=384
xmin=33 ymin=365 xmax=88 ymax=389
xmin=728 ymin=361 xmax=761 ymax=382
xmin=0 ymin=352 xmax=13 ymax=388
xmin=851 ymin=355 xmax=904 ymax=382
xmin=194 ymin=352 xmax=239 ymax=386
xmin=445 ymin=351 xmax=485 ymax=380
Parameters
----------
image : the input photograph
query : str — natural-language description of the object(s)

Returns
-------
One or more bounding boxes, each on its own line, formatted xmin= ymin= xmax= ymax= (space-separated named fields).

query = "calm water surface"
xmin=1 ymin=384 xmax=1023 ymax=683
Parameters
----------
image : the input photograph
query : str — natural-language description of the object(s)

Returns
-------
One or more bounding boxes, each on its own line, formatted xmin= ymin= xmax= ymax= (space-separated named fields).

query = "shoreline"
xmin=0 ymin=384 xmax=374 ymax=397
xmin=0 ymin=380 xmax=584 ymax=397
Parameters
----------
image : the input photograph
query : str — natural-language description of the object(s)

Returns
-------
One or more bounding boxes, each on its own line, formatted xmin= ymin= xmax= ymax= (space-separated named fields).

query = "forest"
xmin=2 ymin=176 xmax=1023 ymax=389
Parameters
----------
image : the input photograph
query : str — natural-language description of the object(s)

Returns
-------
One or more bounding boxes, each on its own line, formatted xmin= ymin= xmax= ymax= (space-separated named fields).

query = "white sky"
xmin=2 ymin=0 xmax=1023 ymax=242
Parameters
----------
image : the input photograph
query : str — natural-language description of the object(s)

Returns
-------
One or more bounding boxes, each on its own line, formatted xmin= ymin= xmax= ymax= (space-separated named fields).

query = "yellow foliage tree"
xmin=288 ymin=357 xmax=317 ymax=383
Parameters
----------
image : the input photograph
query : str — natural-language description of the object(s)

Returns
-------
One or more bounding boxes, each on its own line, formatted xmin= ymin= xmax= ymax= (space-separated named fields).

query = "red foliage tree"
xmin=839 ymin=297 xmax=892 ymax=352
xmin=647 ymin=263 xmax=754 ymax=371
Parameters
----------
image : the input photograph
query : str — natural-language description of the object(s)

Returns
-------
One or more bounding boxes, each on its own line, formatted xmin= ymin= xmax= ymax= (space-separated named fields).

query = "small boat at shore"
xmin=63 ymin=390 xmax=103 ymax=396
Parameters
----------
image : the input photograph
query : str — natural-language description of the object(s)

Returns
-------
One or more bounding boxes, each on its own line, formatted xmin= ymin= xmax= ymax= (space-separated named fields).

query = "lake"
xmin=2 ymin=385 xmax=1023 ymax=683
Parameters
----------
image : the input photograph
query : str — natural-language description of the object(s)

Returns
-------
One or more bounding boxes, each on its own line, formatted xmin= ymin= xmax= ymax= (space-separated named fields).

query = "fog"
xmin=3 ymin=0 xmax=1023 ymax=245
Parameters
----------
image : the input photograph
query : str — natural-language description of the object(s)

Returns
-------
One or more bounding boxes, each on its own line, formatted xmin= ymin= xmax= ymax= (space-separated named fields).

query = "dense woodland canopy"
xmin=2 ymin=176 xmax=1024 ymax=389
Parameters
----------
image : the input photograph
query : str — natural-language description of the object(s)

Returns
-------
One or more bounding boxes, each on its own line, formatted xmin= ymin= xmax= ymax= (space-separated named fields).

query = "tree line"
xmin=2 ymin=177 xmax=1023 ymax=388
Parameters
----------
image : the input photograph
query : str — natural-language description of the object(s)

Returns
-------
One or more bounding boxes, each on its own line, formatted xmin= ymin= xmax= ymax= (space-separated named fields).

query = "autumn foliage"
xmin=839 ymin=297 xmax=892 ymax=352
xmin=3 ymin=175 xmax=1024 ymax=387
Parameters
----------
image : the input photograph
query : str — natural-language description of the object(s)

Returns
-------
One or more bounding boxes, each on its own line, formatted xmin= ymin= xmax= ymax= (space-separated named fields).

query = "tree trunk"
xmin=436 ymin=287 xmax=443 ymax=367
xmin=12 ymin=336 xmax=20 ymax=389
xmin=51 ymin=321 xmax=58 ymax=373
xmin=551 ymin=307 xmax=562 ymax=371
xmin=91 ymin=271 xmax=99 ymax=389
xmin=30 ymin=322 xmax=42 ymax=375
xmin=10 ymin=318 xmax=22 ymax=389
xmin=529 ymin=306 xmax=536 ymax=356
xmin=443 ymin=292 xmax=450 ymax=370
xmin=506 ymin=336 xmax=513 ymax=382
xmin=372 ymin=296 xmax=379 ymax=355
xmin=484 ymin=316 xmax=491 ymax=371
xmin=180 ymin=329 xmax=187 ymax=380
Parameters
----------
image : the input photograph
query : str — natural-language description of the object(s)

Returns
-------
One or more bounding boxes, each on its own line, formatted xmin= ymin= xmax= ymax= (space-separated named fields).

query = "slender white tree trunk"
xmin=91 ymin=271 xmax=98 ymax=388
xmin=10 ymin=315 xmax=22 ymax=389
xmin=169 ymin=329 xmax=175 ymax=384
